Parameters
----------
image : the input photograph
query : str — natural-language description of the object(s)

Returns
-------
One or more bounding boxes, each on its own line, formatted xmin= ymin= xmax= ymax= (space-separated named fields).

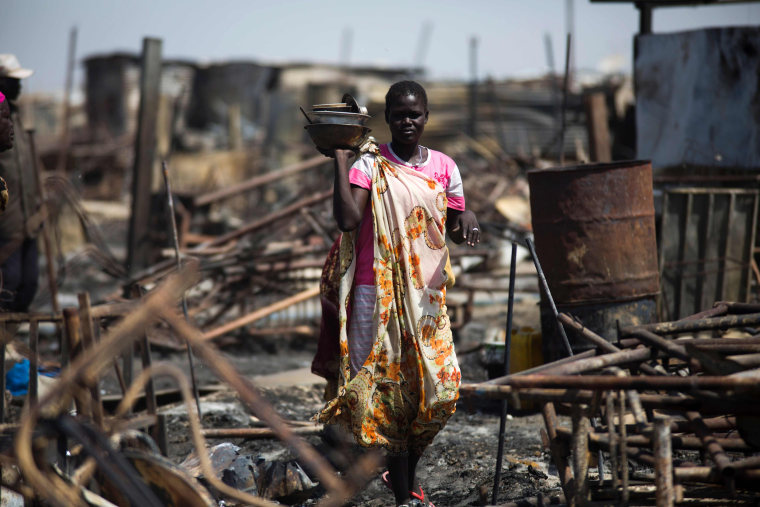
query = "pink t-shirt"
xmin=348 ymin=143 xmax=466 ymax=286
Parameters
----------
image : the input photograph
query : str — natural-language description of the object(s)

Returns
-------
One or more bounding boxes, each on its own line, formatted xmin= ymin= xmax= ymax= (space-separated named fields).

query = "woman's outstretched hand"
xmin=447 ymin=209 xmax=480 ymax=247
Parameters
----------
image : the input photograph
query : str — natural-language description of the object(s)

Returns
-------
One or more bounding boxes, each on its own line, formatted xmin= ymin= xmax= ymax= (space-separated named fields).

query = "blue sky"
xmin=2 ymin=0 xmax=759 ymax=94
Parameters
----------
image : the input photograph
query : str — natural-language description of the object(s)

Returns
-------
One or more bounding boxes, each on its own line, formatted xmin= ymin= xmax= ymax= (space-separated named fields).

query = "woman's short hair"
xmin=385 ymin=80 xmax=428 ymax=117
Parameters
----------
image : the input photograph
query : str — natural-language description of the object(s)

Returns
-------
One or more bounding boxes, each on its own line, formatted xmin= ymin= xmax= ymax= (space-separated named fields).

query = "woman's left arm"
xmin=446 ymin=208 xmax=480 ymax=247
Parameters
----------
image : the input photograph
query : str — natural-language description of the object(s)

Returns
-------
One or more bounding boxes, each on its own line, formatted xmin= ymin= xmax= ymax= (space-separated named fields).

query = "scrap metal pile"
xmin=463 ymin=301 xmax=760 ymax=506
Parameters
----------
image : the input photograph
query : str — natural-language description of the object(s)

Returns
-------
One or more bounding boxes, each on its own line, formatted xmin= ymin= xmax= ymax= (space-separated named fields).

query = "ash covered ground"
xmin=153 ymin=301 xmax=563 ymax=507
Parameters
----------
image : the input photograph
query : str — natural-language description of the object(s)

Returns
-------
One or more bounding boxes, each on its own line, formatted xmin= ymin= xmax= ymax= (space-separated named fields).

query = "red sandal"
xmin=381 ymin=471 xmax=435 ymax=507
xmin=410 ymin=486 xmax=435 ymax=507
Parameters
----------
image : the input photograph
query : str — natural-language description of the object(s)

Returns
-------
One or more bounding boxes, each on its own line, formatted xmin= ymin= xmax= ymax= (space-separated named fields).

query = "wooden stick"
xmin=203 ymin=286 xmax=319 ymax=341
xmin=194 ymin=155 xmax=328 ymax=207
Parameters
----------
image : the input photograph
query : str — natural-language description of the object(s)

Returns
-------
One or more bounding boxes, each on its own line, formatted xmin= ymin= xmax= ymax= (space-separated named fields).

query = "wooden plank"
xmin=126 ymin=37 xmax=163 ymax=274
xmin=584 ymin=92 xmax=611 ymax=162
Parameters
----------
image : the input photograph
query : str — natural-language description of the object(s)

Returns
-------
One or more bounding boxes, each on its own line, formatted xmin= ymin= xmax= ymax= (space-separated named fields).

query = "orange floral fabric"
xmin=317 ymin=144 xmax=461 ymax=455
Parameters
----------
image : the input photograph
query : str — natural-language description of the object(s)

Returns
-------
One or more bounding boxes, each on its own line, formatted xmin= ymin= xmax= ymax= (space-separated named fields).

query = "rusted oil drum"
xmin=528 ymin=160 xmax=660 ymax=361
xmin=528 ymin=160 xmax=659 ymax=304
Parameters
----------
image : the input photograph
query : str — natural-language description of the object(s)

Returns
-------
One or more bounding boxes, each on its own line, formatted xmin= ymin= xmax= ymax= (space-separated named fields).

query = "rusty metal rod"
xmin=559 ymin=313 xmax=661 ymax=376
xmin=686 ymin=411 xmax=735 ymax=480
xmin=469 ymin=374 xmax=760 ymax=392
xmin=628 ymin=329 xmax=691 ymax=363
xmin=622 ymin=312 xmax=760 ymax=337
xmin=162 ymin=161 xmax=202 ymax=420
xmin=486 ymin=349 xmax=596 ymax=384
xmin=525 ymin=238 xmax=573 ymax=356
xmin=541 ymin=402 xmax=575 ymax=502
xmin=492 ymin=242 xmax=516 ymax=504
xmin=489 ymin=346 xmax=655 ymax=382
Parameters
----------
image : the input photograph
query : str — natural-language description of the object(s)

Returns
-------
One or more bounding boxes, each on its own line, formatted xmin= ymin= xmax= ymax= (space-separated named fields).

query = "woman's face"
xmin=0 ymin=101 xmax=13 ymax=152
xmin=386 ymin=93 xmax=428 ymax=146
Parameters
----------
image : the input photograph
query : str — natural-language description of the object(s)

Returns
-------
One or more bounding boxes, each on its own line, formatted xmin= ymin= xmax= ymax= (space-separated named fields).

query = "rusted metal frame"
xmin=77 ymin=293 xmax=103 ymax=429
xmin=194 ymin=155 xmax=328 ymax=208
xmin=526 ymin=238 xmax=573 ymax=356
xmin=622 ymin=311 xmax=760 ymax=337
xmin=161 ymin=309 xmax=362 ymax=504
xmin=686 ymin=411 xmax=735 ymax=488
xmin=541 ymin=402 xmax=576 ymax=503
xmin=559 ymin=313 xmax=661 ymax=376
xmin=14 ymin=265 xmax=198 ymax=507
xmin=204 ymin=189 xmax=333 ymax=248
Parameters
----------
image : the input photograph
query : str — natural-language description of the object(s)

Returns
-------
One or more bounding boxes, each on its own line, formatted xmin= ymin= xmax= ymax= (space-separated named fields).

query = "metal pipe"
xmin=686 ymin=411 xmax=735 ymax=482
xmin=559 ymin=313 xmax=660 ymax=376
xmin=161 ymin=161 xmax=202 ymax=420
xmin=469 ymin=374 xmax=760 ymax=392
xmin=525 ymin=238 xmax=573 ymax=356
xmin=622 ymin=312 xmax=760 ymax=337
xmin=492 ymin=243 xmax=517 ymax=504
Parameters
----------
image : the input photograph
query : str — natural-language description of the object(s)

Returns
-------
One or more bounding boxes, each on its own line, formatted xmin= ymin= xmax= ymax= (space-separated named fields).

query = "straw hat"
xmin=0 ymin=54 xmax=33 ymax=79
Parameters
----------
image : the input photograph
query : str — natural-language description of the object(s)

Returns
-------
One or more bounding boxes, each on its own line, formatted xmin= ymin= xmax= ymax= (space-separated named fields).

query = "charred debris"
xmin=2 ymin=18 xmax=760 ymax=507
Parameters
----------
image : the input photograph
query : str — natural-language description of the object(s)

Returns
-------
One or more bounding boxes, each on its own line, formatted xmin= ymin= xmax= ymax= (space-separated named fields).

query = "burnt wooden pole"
xmin=467 ymin=36 xmax=478 ymax=139
xmin=126 ymin=37 xmax=162 ymax=274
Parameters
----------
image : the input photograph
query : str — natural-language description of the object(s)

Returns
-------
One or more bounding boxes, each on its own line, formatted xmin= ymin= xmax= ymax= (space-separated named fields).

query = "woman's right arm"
xmin=332 ymin=149 xmax=369 ymax=231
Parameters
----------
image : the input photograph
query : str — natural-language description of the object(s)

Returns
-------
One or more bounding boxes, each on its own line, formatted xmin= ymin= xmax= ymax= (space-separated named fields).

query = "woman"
xmin=316 ymin=81 xmax=479 ymax=507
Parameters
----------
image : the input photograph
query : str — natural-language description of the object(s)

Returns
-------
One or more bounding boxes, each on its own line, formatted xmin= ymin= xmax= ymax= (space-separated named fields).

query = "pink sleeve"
xmin=447 ymin=195 xmax=466 ymax=211
xmin=348 ymin=154 xmax=373 ymax=189
xmin=349 ymin=168 xmax=371 ymax=189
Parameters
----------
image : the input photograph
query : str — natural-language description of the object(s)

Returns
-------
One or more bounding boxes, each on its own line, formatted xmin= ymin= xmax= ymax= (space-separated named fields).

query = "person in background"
xmin=316 ymin=81 xmax=480 ymax=507
xmin=0 ymin=92 xmax=12 ymax=212
xmin=0 ymin=54 xmax=41 ymax=311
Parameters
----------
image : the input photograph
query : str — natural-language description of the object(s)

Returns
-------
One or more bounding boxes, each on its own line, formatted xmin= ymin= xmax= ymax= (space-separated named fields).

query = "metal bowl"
xmin=309 ymin=111 xmax=371 ymax=126
xmin=312 ymin=103 xmax=352 ymax=112
xmin=304 ymin=123 xmax=370 ymax=150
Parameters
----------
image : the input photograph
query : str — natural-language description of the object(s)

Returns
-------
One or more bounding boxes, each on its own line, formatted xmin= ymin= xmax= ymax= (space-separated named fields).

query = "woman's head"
xmin=0 ymin=92 xmax=13 ymax=152
xmin=384 ymin=80 xmax=428 ymax=146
